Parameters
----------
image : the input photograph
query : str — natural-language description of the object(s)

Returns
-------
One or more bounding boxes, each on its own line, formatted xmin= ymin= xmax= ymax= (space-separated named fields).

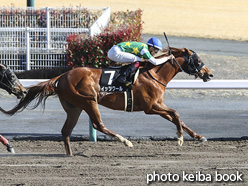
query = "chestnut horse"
xmin=0 ymin=47 xmax=213 ymax=156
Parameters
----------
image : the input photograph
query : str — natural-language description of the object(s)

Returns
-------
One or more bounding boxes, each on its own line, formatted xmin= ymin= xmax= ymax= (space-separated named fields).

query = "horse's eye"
xmin=11 ymin=75 xmax=15 ymax=79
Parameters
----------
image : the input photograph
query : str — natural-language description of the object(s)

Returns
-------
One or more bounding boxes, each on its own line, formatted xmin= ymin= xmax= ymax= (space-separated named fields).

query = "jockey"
xmin=107 ymin=37 xmax=174 ymax=85
xmin=0 ymin=135 xmax=15 ymax=154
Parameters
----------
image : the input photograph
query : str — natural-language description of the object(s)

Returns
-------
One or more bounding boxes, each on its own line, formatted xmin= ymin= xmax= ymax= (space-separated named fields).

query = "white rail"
xmin=20 ymin=79 xmax=248 ymax=89
xmin=167 ymin=80 xmax=248 ymax=89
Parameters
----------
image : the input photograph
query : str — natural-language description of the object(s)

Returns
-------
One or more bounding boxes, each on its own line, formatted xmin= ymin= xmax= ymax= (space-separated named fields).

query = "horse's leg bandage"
xmin=0 ymin=135 xmax=9 ymax=146
xmin=115 ymin=134 xmax=133 ymax=147
xmin=124 ymin=89 xmax=133 ymax=112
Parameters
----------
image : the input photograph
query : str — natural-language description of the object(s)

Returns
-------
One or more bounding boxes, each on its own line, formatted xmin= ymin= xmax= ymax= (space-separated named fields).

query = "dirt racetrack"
xmin=0 ymin=140 xmax=247 ymax=186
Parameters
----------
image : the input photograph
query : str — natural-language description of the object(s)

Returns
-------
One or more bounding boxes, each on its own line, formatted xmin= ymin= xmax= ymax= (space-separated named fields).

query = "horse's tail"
xmin=0 ymin=76 xmax=61 ymax=116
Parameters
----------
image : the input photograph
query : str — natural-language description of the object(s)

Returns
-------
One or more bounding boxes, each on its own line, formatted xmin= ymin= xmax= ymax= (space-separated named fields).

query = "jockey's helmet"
xmin=147 ymin=38 xmax=162 ymax=50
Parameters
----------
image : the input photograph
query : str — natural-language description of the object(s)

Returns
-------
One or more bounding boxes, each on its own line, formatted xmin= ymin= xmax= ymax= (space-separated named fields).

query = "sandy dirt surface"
xmin=1 ymin=0 xmax=247 ymax=41
xmin=0 ymin=140 xmax=247 ymax=186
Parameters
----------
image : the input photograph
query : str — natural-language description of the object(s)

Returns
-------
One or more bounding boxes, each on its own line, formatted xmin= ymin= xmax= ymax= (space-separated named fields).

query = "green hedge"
xmin=66 ymin=9 xmax=143 ymax=68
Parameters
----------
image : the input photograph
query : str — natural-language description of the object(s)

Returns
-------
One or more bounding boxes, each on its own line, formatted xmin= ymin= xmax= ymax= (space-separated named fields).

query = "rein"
xmin=145 ymin=64 xmax=167 ymax=87
xmin=172 ymin=58 xmax=184 ymax=72
xmin=145 ymin=52 xmax=183 ymax=88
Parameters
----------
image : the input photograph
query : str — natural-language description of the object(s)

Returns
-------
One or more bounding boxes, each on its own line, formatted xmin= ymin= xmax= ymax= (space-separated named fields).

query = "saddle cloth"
xmin=99 ymin=64 xmax=139 ymax=112
xmin=99 ymin=64 xmax=139 ymax=93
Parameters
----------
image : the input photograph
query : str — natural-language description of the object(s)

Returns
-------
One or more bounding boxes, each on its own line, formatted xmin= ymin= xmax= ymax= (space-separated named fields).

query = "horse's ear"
xmin=0 ymin=64 xmax=7 ymax=70
xmin=183 ymin=48 xmax=189 ymax=55
xmin=182 ymin=48 xmax=187 ymax=53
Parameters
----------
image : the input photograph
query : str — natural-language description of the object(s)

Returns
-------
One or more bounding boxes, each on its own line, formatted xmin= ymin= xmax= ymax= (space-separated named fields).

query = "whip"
xmin=163 ymin=32 xmax=184 ymax=72
xmin=163 ymin=32 xmax=172 ymax=56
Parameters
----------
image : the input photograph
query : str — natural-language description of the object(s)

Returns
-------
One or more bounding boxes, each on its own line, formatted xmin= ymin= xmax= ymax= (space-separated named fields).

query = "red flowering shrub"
xmin=66 ymin=9 xmax=143 ymax=68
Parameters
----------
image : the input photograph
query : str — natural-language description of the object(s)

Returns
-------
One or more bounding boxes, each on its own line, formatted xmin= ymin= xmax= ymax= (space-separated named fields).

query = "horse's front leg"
xmin=145 ymin=102 xmax=184 ymax=146
xmin=145 ymin=102 xmax=206 ymax=145
xmin=181 ymin=121 xmax=207 ymax=142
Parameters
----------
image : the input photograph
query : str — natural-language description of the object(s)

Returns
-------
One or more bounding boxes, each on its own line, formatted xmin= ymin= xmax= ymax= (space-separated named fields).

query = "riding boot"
xmin=118 ymin=63 xmax=138 ymax=86
xmin=0 ymin=135 xmax=8 ymax=146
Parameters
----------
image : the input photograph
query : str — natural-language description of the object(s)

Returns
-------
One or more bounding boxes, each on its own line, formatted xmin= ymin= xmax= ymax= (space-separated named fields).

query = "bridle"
xmin=0 ymin=67 xmax=18 ymax=94
xmin=183 ymin=50 xmax=205 ymax=76
xmin=169 ymin=49 xmax=205 ymax=76
xmin=146 ymin=50 xmax=205 ymax=87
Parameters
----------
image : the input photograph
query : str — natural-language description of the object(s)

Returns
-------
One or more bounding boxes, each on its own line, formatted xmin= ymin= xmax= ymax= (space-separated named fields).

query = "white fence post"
xmin=25 ymin=27 xmax=31 ymax=71
xmin=46 ymin=7 xmax=51 ymax=50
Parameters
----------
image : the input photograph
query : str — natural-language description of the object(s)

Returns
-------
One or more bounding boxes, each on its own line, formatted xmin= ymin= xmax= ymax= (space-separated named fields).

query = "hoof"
xmin=200 ymin=137 xmax=207 ymax=142
xmin=177 ymin=136 xmax=184 ymax=146
xmin=9 ymin=148 xmax=15 ymax=154
xmin=124 ymin=139 xmax=133 ymax=147
xmin=176 ymin=132 xmax=184 ymax=146
xmin=7 ymin=145 xmax=15 ymax=154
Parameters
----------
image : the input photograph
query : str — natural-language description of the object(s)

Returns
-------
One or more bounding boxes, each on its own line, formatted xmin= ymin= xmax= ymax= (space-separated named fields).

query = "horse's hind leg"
xmin=85 ymin=100 xmax=133 ymax=147
xmin=60 ymin=98 xmax=82 ymax=156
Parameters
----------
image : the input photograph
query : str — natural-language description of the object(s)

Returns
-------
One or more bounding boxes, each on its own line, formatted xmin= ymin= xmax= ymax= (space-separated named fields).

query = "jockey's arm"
xmin=141 ymin=48 xmax=174 ymax=66
xmin=147 ymin=55 xmax=173 ymax=66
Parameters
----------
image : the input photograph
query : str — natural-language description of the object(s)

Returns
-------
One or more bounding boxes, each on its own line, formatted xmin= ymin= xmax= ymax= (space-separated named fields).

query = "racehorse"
xmin=0 ymin=64 xmax=26 ymax=99
xmin=0 ymin=64 xmax=26 ymax=153
xmin=0 ymin=47 xmax=213 ymax=156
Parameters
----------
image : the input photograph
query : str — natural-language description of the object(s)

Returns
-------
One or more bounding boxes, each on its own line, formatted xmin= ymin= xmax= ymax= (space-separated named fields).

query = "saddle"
xmin=99 ymin=64 xmax=140 ymax=112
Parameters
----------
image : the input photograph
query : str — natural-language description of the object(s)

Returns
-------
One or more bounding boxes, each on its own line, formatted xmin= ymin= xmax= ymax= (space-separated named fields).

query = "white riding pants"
xmin=107 ymin=45 xmax=142 ymax=63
